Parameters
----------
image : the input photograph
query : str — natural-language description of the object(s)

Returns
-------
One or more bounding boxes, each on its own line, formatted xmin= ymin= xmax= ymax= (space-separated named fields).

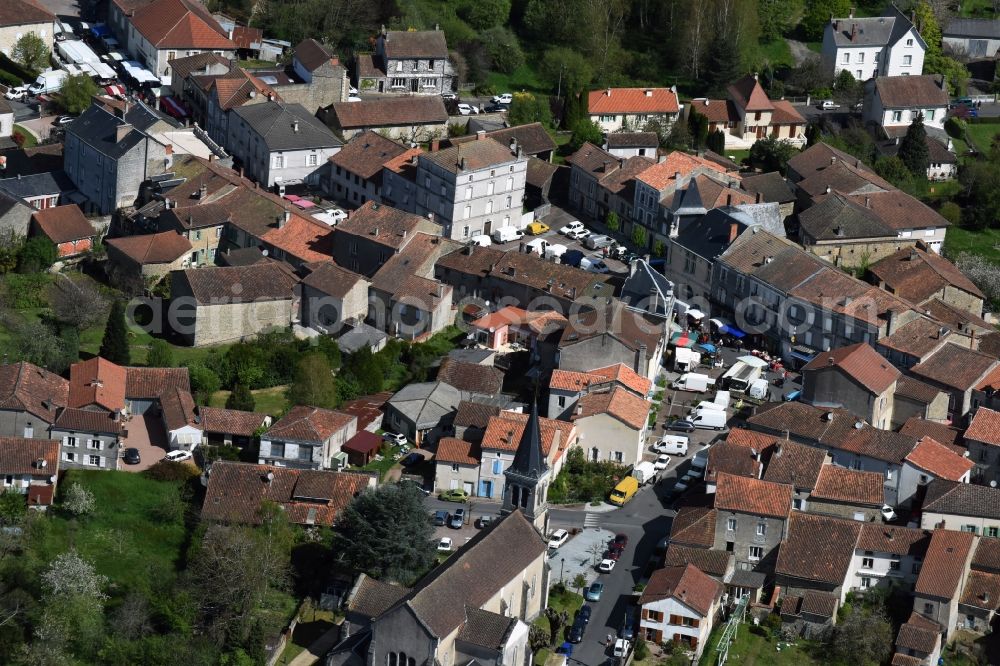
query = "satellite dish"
xmin=991 ymin=481 xmax=997 ymax=488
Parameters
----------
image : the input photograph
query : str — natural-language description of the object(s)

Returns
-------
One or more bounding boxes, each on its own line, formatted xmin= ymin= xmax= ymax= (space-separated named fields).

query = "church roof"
xmin=507 ymin=402 xmax=547 ymax=481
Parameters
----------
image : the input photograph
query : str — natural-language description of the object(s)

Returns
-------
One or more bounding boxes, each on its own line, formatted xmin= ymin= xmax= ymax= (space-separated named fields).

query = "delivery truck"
xmin=747 ymin=378 xmax=769 ymax=400
xmin=609 ymin=476 xmax=640 ymax=505
xmin=713 ymin=390 xmax=731 ymax=410
xmin=671 ymin=372 xmax=715 ymax=393
xmin=29 ymin=70 xmax=68 ymax=95
xmin=631 ymin=461 xmax=657 ymax=486
xmin=721 ymin=361 xmax=763 ymax=393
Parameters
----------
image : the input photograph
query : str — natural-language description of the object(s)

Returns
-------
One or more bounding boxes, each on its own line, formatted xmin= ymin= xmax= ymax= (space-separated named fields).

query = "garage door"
xmin=463 ymin=481 xmax=474 ymax=495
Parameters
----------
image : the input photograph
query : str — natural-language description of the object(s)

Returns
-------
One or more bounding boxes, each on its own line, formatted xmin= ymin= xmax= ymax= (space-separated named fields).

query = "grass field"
xmin=698 ymin=625 xmax=823 ymax=666
xmin=753 ymin=39 xmax=794 ymax=68
xmin=209 ymin=385 xmax=289 ymax=417
xmin=13 ymin=124 xmax=37 ymax=148
xmin=964 ymin=123 xmax=1000 ymax=153
xmin=944 ymin=225 xmax=1000 ymax=263
xmin=486 ymin=62 xmax=547 ymax=95
xmin=533 ymin=585 xmax=585 ymax=663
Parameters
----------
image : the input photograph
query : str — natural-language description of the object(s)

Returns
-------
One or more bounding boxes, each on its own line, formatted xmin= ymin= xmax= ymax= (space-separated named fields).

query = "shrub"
xmin=143 ymin=460 xmax=200 ymax=483
xmin=945 ymin=116 xmax=966 ymax=139
xmin=939 ymin=201 xmax=961 ymax=226
xmin=481 ymin=27 xmax=523 ymax=74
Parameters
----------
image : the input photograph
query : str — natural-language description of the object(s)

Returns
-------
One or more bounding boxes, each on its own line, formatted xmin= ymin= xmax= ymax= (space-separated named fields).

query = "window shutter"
xmin=669 ymin=614 xmax=681 ymax=625
xmin=641 ymin=608 xmax=649 ymax=620
xmin=691 ymin=636 xmax=699 ymax=649
xmin=690 ymin=618 xmax=700 ymax=628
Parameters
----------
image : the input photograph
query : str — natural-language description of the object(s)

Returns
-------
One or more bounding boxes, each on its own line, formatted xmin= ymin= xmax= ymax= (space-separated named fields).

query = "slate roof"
xmin=66 ymin=100 xmax=155 ymax=161
xmin=198 ymin=406 xmax=268 ymax=437
xmin=714 ymin=473 xmax=792 ymax=518
xmin=945 ymin=17 xmax=1000 ymax=39
xmin=775 ymin=512 xmax=862 ymax=584
xmin=915 ymin=528 xmax=976 ymax=599
xmin=874 ymin=75 xmax=949 ymax=109
xmin=762 ymin=440 xmax=827 ymax=491
xmin=53 ymin=407 xmax=125 ymax=434
xmin=456 ymin=608 xmax=517 ymax=649
xmin=106 ymin=231 xmax=192 ymax=265
xmin=803 ymin=342 xmax=900 ymax=396
xmin=332 ymin=96 xmax=448 ymax=129
xmin=828 ymin=7 xmax=917 ymax=48
xmin=387 ymin=510 xmax=546 ymax=638
xmin=382 ymin=30 xmax=448 ymax=58
xmin=912 ymin=344 xmax=998 ymax=391
xmin=175 ymin=262 xmax=298 ymax=305
xmin=922 ymin=479 xmax=1000 ymax=520
xmin=0 ymin=361 xmax=68 ymax=423
xmin=0 ymin=0 xmax=54 ymax=27
xmin=0 ymin=437 xmax=58 ymax=476
xmin=329 ymin=131 xmax=408 ymax=180
xmin=265 ymin=405 xmax=355 ymax=443
xmin=201 ymin=461 xmax=373 ymax=526
xmin=966 ymin=407 xmax=1000 ymax=446
xmin=811 ymin=465 xmax=884 ymax=506
xmin=233 ymin=101 xmax=341 ymax=151
xmin=387 ymin=381 xmax=464 ymax=430
xmin=436 ymin=358 xmax=504 ymax=395
xmin=129 ymin=0 xmax=234 ymax=49
xmin=422 ymin=137 xmax=519 ymax=174
xmin=450 ymin=123 xmax=556 ymax=157
xmin=669 ymin=505 xmax=717 ymax=548
xmin=858 ymin=524 xmax=930 ymax=557
xmin=573 ymin=387 xmax=651 ymax=430
xmin=639 ymin=564 xmax=723 ymax=617
xmin=740 ymin=171 xmax=795 ymax=204
xmin=588 ymin=87 xmax=681 ymax=115
xmin=663 ymin=544 xmax=733 ymax=578
xmin=31 ymin=205 xmax=95 ymax=244
xmin=870 ymin=245 xmax=982 ymax=303
xmin=606 ymin=132 xmax=659 ymax=149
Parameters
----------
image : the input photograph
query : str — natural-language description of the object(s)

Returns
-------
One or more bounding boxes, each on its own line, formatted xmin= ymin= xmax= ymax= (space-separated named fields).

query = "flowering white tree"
xmin=41 ymin=550 xmax=108 ymax=605
xmin=62 ymin=482 xmax=95 ymax=517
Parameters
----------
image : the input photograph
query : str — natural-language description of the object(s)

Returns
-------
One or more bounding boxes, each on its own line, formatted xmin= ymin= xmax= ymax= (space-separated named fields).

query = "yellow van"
xmin=609 ymin=476 xmax=640 ymax=506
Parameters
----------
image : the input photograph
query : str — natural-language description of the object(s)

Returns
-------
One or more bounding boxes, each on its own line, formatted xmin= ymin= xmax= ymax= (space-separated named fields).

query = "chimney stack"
xmin=430 ymin=138 xmax=440 ymax=151
xmin=729 ymin=221 xmax=739 ymax=243
xmin=476 ymin=130 xmax=486 ymax=141
xmin=115 ymin=123 xmax=132 ymax=143
xmin=851 ymin=23 xmax=858 ymax=40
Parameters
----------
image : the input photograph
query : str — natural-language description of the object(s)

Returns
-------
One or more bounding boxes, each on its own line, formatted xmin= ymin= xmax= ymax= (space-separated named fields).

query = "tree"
xmin=959 ymin=159 xmax=1000 ymax=230
xmin=286 ymin=352 xmax=337 ymax=409
xmin=226 ymin=383 xmax=256 ymax=412
xmin=481 ymin=27 xmax=523 ymax=74
xmin=833 ymin=69 xmax=861 ymax=105
xmin=11 ymin=33 xmax=48 ymax=73
xmin=706 ymin=129 xmax=726 ymax=154
xmin=569 ymin=119 xmax=603 ymax=151
xmin=954 ymin=252 xmax=1000 ymax=308
xmin=704 ymin=26 xmax=742 ymax=96
xmin=16 ymin=236 xmax=56 ymax=273
xmin=189 ymin=363 xmax=221 ymax=404
xmin=874 ymin=156 xmax=914 ymax=190
xmin=572 ymin=573 xmax=587 ymax=596
xmin=507 ymin=92 xmax=552 ymax=128
xmin=631 ymin=225 xmax=647 ymax=249
xmin=49 ymin=276 xmax=109 ymax=331
xmin=606 ymin=211 xmax=620 ymax=232
xmin=458 ymin=0 xmax=510 ymax=30
xmin=634 ymin=637 xmax=649 ymax=660
xmin=687 ymin=109 xmax=709 ymax=149
xmin=99 ymin=300 xmax=130 ymax=365
xmin=332 ymin=483 xmax=436 ymax=584
xmin=758 ymin=0 xmax=804 ymax=41
xmin=939 ymin=201 xmax=961 ymax=226
xmin=8 ymin=319 xmax=74 ymax=373
xmin=898 ymin=114 xmax=930 ymax=178
xmin=146 ymin=339 xmax=174 ymax=368
xmin=59 ymin=74 xmax=99 ymax=115
xmin=62 ymin=482 xmax=95 ymax=517
xmin=539 ymin=48 xmax=593 ymax=98
xmin=748 ymin=136 xmax=797 ymax=174
xmin=41 ymin=550 xmax=108 ymax=606
xmin=912 ymin=1 xmax=942 ymax=57
xmin=829 ymin=600 xmax=892 ymax=666
xmin=0 ymin=489 xmax=26 ymax=525
xmin=543 ymin=607 xmax=569 ymax=646
xmin=801 ymin=0 xmax=851 ymax=40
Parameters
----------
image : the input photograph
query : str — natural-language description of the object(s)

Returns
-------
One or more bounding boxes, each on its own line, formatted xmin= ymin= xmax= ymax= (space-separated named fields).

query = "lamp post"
xmin=559 ymin=557 xmax=565 ymax=583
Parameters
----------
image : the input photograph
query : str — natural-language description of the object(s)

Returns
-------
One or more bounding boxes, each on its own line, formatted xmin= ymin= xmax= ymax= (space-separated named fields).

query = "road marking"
xmin=583 ymin=513 xmax=601 ymax=529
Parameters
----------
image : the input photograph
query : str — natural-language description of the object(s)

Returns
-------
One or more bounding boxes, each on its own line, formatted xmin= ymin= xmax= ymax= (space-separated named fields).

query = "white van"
xmin=545 ymin=243 xmax=568 ymax=260
xmin=689 ymin=401 xmax=725 ymax=415
xmin=655 ymin=435 xmax=689 ymax=456
xmin=689 ymin=409 xmax=727 ymax=431
xmin=525 ymin=238 xmax=548 ymax=255
xmin=491 ymin=227 xmax=524 ymax=243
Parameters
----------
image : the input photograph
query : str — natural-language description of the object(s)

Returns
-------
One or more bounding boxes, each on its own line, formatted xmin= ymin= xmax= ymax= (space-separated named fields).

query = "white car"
xmin=349 ymin=85 xmax=359 ymax=95
xmin=548 ymin=528 xmax=570 ymax=550
xmin=558 ymin=221 xmax=585 ymax=235
xmin=544 ymin=243 xmax=568 ymax=260
xmin=598 ymin=558 xmax=616 ymax=573
xmin=328 ymin=208 xmax=348 ymax=223
xmin=881 ymin=504 xmax=897 ymax=522
xmin=653 ymin=454 xmax=671 ymax=471
xmin=437 ymin=537 xmax=453 ymax=552
xmin=382 ymin=432 xmax=407 ymax=446
xmin=613 ymin=639 xmax=630 ymax=658
xmin=457 ymin=103 xmax=478 ymax=115
xmin=347 ymin=95 xmax=362 ymax=102
xmin=165 ymin=450 xmax=192 ymax=462
xmin=818 ymin=100 xmax=840 ymax=110
xmin=4 ymin=86 xmax=28 ymax=100
xmin=441 ymin=92 xmax=457 ymax=100
xmin=492 ymin=93 xmax=513 ymax=104
xmin=566 ymin=228 xmax=591 ymax=241
xmin=469 ymin=234 xmax=492 ymax=247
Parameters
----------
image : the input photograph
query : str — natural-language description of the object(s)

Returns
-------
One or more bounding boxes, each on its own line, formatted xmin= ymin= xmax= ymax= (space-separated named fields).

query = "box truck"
xmin=632 ymin=461 xmax=657 ymax=486
xmin=671 ymin=373 xmax=714 ymax=393
xmin=721 ymin=361 xmax=763 ymax=393
xmin=654 ymin=435 xmax=689 ymax=456
xmin=29 ymin=70 xmax=68 ymax=95
xmin=673 ymin=347 xmax=701 ymax=372
xmin=609 ymin=476 xmax=640 ymax=505
xmin=747 ymin=378 xmax=770 ymax=400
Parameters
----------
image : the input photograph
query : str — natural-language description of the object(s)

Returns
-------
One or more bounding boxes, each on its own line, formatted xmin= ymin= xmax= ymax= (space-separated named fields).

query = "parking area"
xmin=548 ymin=528 xmax=614 ymax=589
xmin=120 ymin=413 xmax=168 ymax=472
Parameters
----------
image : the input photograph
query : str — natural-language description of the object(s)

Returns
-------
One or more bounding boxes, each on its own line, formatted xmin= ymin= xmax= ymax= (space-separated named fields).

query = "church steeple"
xmin=501 ymin=401 xmax=550 ymax=533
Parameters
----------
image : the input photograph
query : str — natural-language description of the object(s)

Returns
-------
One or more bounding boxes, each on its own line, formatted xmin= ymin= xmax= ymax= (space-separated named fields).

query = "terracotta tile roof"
xmin=924 ymin=299 xmax=992 ymax=336
xmin=198 ymin=406 xmax=268 ymax=437
xmin=789 ymin=269 xmax=914 ymax=328
xmin=775 ymin=512 xmax=862 ymax=584
xmin=669 ymin=505 xmax=717 ymax=548
xmin=636 ymin=151 xmax=730 ymax=191
xmin=788 ymin=142 xmax=872 ymax=180
xmin=457 ymin=608 xmax=518 ymax=649
xmin=0 ymin=362 xmax=68 ymax=423
xmin=587 ymin=87 xmax=680 ymax=115
xmin=106 ymin=231 xmax=192 ymax=265
xmin=260 ymin=216 xmax=335 ymax=263
xmin=342 ymin=431 xmax=381 ymax=458
xmin=201 ymin=461 xmax=373 ymax=526
xmin=663 ymin=544 xmax=733 ymax=578
xmin=480 ymin=411 xmax=574 ymax=457
xmin=160 ymin=387 xmax=198 ymax=431
xmin=265 ymin=405 xmax=355 ymax=443
xmin=967 ymin=407 xmax=1000 ymax=446
xmin=0 ymin=437 xmax=59 ymax=475
xmin=422 ymin=137 xmax=519 ymax=175
xmin=795 ymin=156 xmax=894 ymax=198
xmin=960 ymin=570 xmax=1000 ymax=610
xmin=811 ymin=465 xmax=884 ymax=506
xmin=472 ymin=306 xmax=567 ymax=338
xmin=639 ymin=564 xmax=722 ymax=616
xmin=846 ymin=190 xmax=950 ymax=233
xmin=31 ymin=206 xmax=95 ymax=244
xmin=976 ymin=364 xmax=1000 ymax=393
xmin=714 ymin=472 xmax=792 ymax=518
xmin=706 ymin=443 xmax=761 ymax=484
xmin=130 ymin=0 xmax=235 ymax=49
xmin=895 ymin=612 xmax=942 ymax=655
xmin=436 ymin=358 xmax=504 ymax=395
xmin=168 ymin=51 xmax=229 ymax=81
xmin=176 ymin=262 xmax=298 ymax=305
xmin=573 ymin=387 xmax=651 ymax=431
xmin=588 ymin=364 xmax=653 ymax=396
xmin=559 ymin=301 xmax=664 ymax=354
xmin=301 ymin=261 xmax=366 ymax=298
xmin=68 ymin=357 xmax=126 ymax=412
xmin=874 ymin=74 xmax=949 ymax=108
xmin=728 ymin=75 xmax=774 ymax=112
xmin=899 ymin=418 xmax=962 ymax=452
xmin=762 ymin=440 xmax=827 ymax=490
xmin=800 ymin=192 xmax=895 ymax=241
xmin=566 ymin=141 xmax=619 ymax=176
xmin=877 ymin=317 xmax=950 ymax=360
xmin=336 ymin=201 xmax=440 ymax=250
xmin=125 ymin=367 xmax=190 ymax=399
xmin=725 ymin=428 xmax=778 ymax=451
xmin=688 ymin=98 xmax=739 ymax=124
xmin=871 ymin=246 xmax=981 ymax=304
xmin=435 ymin=437 xmax=479 ymax=465
xmin=211 ymin=71 xmax=280 ymax=110
xmin=332 ymin=96 xmax=448 ymax=130
xmin=803 ymin=342 xmax=900 ymax=395
xmin=294 ymin=38 xmax=336 ymax=71
xmin=906 ymin=436 xmax=974 ymax=481
xmin=492 ymin=250 xmax=613 ymax=303
xmin=923 ymin=479 xmax=1000 ymax=521
xmin=915 ymin=528 xmax=975 ymax=599
xmin=0 ymin=0 xmax=54 ymax=26
xmin=53 ymin=408 xmax=124 ymax=435
xmin=230 ymin=25 xmax=262 ymax=50
xmin=454 ymin=400 xmax=501 ymax=429
xmin=329 ymin=131 xmax=409 ymax=180
xmin=895 ymin=377 xmax=945 ymax=406
xmin=549 ymin=369 xmax=608 ymax=392
xmin=972 ymin=537 xmax=1000 ymax=572
xmin=858 ymin=524 xmax=930 ymax=557
xmin=770 ymin=99 xmax=806 ymax=125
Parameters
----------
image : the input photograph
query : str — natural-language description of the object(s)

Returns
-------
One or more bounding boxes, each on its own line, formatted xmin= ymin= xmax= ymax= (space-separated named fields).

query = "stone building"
xmin=356 ymin=27 xmax=453 ymax=95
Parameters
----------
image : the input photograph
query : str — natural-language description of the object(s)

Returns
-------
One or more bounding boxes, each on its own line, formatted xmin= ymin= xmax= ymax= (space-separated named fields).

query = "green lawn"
xmin=533 ymin=585 xmax=584 ymax=656
xmin=209 ymin=385 xmax=289 ymax=417
xmin=964 ymin=123 xmax=1000 ymax=153
xmin=13 ymin=124 xmax=37 ymax=148
xmin=753 ymin=39 xmax=794 ymax=68
xmin=360 ymin=442 xmax=405 ymax=481
xmin=486 ymin=63 xmax=547 ymax=96
xmin=698 ymin=625 xmax=824 ymax=666
xmin=30 ymin=470 xmax=193 ymax=591
xmin=944 ymin=225 xmax=1000 ymax=263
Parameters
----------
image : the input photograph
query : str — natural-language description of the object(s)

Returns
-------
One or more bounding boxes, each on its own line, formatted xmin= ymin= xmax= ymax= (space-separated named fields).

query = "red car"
xmin=614 ymin=533 xmax=629 ymax=547
xmin=604 ymin=549 xmax=621 ymax=561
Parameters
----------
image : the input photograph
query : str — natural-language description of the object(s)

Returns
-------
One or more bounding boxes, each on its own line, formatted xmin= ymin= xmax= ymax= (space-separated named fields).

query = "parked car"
xmin=4 ymin=85 xmax=28 ymax=100
xmin=468 ymin=234 xmax=492 ymax=247
xmin=441 ymin=92 xmax=457 ymax=100
xmin=584 ymin=234 xmax=615 ymax=250
xmin=164 ymin=450 xmax=192 ymax=462
xmin=614 ymin=533 xmax=629 ymax=548
xmin=613 ymin=639 xmax=631 ymax=658
xmin=604 ymin=548 xmax=621 ymax=561
xmin=566 ymin=228 xmax=591 ymax=241
xmin=437 ymin=537 xmax=453 ymax=551
xmin=556 ymin=641 xmax=574 ymax=656
xmin=620 ymin=608 xmax=637 ymax=640
xmin=559 ymin=221 xmax=585 ymax=235
xmin=585 ymin=259 xmax=609 ymax=273
xmin=492 ymin=93 xmax=513 ymax=104
xmin=457 ymin=103 xmax=477 ymax=115
xmin=432 ymin=510 xmax=449 ymax=526
xmin=383 ymin=432 xmax=407 ymax=446
xmin=568 ymin=618 xmax=586 ymax=643
xmin=585 ymin=582 xmax=605 ymax=601
xmin=653 ymin=454 xmax=671 ymax=471
xmin=817 ymin=100 xmax=840 ymax=110
xmin=327 ymin=208 xmax=348 ymax=223
xmin=598 ymin=559 xmax=616 ymax=573
xmin=666 ymin=419 xmax=696 ymax=433
xmin=484 ymin=102 xmax=503 ymax=113
xmin=54 ymin=115 xmax=76 ymax=126
xmin=124 ymin=448 xmax=141 ymax=464
xmin=438 ymin=488 xmax=470 ymax=502
xmin=548 ymin=528 xmax=570 ymax=549
xmin=881 ymin=504 xmax=898 ymax=522
xmin=476 ymin=515 xmax=494 ymax=529
xmin=449 ymin=507 xmax=465 ymax=529
xmin=783 ymin=389 xmax=802 ymax=402
xmin=577 ymin=605 xmax=592 ymax=624
xmin=526 ymin=221 xmax=550 ymax=235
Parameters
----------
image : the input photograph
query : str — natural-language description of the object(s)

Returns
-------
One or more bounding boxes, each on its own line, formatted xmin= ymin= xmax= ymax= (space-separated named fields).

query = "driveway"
xmin=120 ymin=412 xmax=168 ymax=472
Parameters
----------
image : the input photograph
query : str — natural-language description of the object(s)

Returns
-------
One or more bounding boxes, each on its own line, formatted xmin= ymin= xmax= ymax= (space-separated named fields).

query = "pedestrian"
xmin=607 ymin=633 xmax=613 ymax=645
